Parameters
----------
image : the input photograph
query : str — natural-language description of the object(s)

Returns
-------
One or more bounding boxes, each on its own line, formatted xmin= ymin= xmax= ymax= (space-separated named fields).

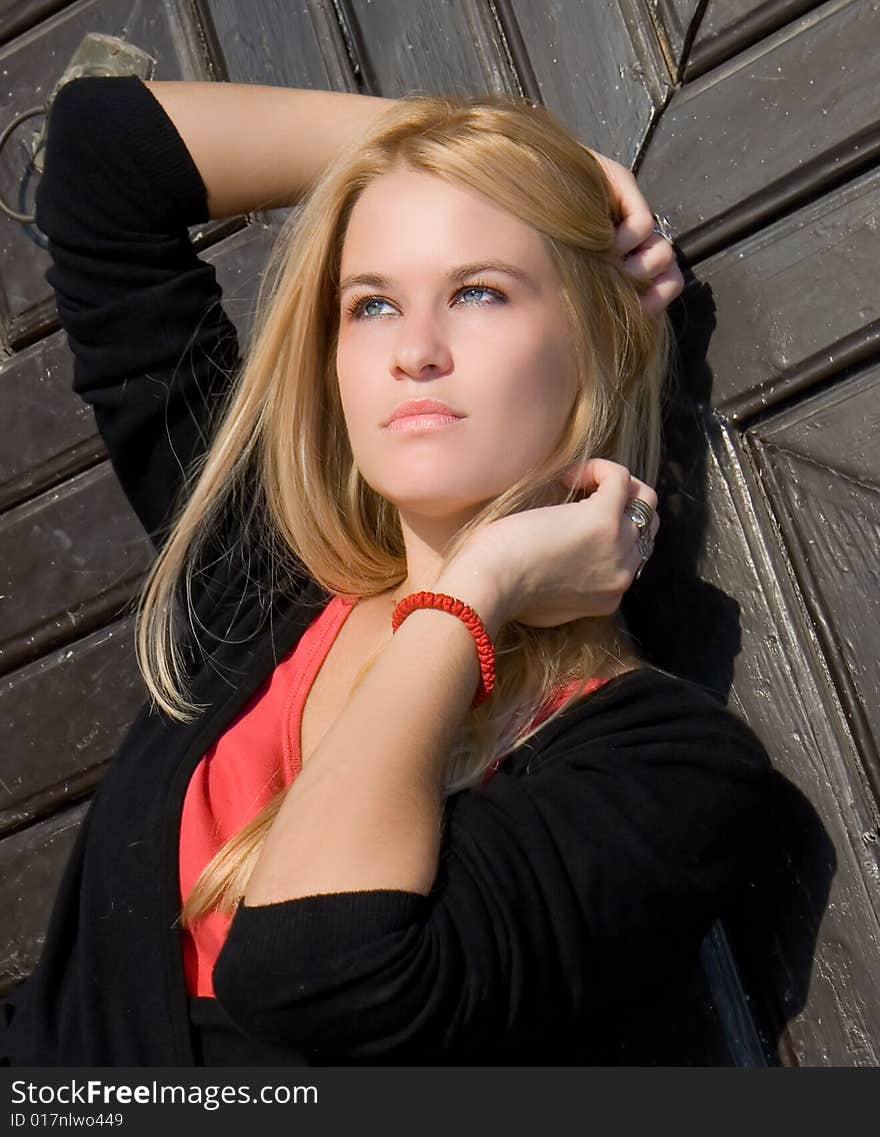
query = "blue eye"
xmin=345 ymin=282 xmax=506 ymax=321
xmin=357 ymin=297 xmax=395 ymax=319
xmin=456 ymin=285 xmax=503 ymax=305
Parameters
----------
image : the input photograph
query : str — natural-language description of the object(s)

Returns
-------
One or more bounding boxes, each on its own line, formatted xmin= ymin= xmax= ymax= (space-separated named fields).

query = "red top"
xmin=178 ymin=595 xmax=608 ymax=997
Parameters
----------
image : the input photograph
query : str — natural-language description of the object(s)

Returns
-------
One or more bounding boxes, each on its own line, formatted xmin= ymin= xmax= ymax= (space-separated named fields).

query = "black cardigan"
xmin=1 ymin=76 xmax=777 ymax=1067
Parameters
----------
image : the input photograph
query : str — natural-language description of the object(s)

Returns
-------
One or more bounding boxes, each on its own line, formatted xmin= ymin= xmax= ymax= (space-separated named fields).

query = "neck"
xmin=368 ymin=504 xmax=484 ymax=609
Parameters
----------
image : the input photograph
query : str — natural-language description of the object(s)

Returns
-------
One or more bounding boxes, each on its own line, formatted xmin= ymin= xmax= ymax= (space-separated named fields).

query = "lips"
xmin=384 ymin=398 xmax=464 ymax=426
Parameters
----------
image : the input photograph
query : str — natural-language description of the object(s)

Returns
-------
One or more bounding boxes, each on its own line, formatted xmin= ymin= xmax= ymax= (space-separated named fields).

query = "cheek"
xmin=498 ymin=332 xmax=576 ymax=428
xmin=335 ymin=340 xmax=369 ymax=431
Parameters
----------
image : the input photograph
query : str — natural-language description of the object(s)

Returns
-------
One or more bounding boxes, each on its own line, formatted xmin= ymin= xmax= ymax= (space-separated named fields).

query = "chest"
xmin=298 ymin=600 xmax=392 ymax=767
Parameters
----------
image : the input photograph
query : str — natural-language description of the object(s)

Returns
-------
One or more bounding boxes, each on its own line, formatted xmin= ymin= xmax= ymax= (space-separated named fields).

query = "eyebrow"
xmin=338 ymin=260 xmax=536 ymax=294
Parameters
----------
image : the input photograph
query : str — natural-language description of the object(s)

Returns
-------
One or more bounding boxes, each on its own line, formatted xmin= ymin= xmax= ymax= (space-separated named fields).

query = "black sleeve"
xmin=211 ymin=669 xmax=778 ymax=1060
xmin=34 ymin=75 xmax=241 ymax=550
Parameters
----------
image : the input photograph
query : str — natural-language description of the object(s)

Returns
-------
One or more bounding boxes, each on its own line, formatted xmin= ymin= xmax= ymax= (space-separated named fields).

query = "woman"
xmin=1 ymin=74 xmax=773 ymax=1067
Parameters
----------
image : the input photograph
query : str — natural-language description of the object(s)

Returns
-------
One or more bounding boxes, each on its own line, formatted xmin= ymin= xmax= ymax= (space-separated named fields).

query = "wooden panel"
xmin=687 ymin=165 xmax=880 ymax=418
xmin=0 ymin=462 xmax=154 ymax=676
xmin=686 ymin=0 xmax=825 ymax=79
xmin=341 ymin=0 xmax=519 ymax=98
xmin=649 ymin=0 xmax=703 ymax=75
xmin=748 ymin=371 xmax=880 ymax=801
xmin=0 ymin=618 xmax=142 ymax=836
xmin=0 ymin=802 xmax=88 ymax=996
xmin=0 ymin=218 xmax=273 ymax=517
xmin=0 ymin=0 xmax=216 ymax=351
xmin=500 ymin=0 xmax=668 ymax=167
xmin=201 ymin=0 xmax=356 ymax=90
xmin=756 ymin=448 xmax=880 ymax=768
xmin=637 ymin=0 xmax=880 ymax=259
xmin=625 ymin=416 xmax=880 ymax=1065
xmin=204 ymin=218 xmax=278 ymax=353
xmin=0 ymin=0 xmax=68 ymax=48
xmin=751 ymin=363 xmax=880 ymax=483
xmin=0 ymin=330 xmax=102 ymax=512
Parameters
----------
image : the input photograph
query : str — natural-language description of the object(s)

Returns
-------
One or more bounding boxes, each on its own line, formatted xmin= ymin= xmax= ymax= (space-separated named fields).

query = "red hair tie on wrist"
xmin=391 ymin=591 xmax=495 ymax=709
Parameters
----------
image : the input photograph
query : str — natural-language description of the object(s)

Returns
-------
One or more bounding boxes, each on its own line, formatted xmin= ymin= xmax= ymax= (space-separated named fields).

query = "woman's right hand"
xmin=451 ymin=459 xmax=659 ymax=631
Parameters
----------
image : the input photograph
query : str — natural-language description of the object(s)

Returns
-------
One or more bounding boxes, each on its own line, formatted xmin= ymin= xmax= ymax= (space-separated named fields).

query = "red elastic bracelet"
xmin=391 ymin=591 xmax=495 ymax=708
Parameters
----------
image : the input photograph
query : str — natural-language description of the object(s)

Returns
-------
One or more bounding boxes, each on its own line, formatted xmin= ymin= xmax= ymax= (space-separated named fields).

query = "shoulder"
xmin=510 ymin=665 xmax=772 ymax=783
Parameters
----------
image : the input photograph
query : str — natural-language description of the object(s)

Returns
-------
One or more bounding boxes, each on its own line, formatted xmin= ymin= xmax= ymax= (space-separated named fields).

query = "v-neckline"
xmin=281 ymin=594 xmax=358 ymax=782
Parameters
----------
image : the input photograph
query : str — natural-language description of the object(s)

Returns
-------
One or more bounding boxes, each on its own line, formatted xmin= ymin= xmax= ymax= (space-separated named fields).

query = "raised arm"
xmin=34 ymin=77 xmax=394 ymax=551
xmin=144 ymin=80 xmax=680 ymax=308
xmin=143 ymin=81 xmax=393 ymax=219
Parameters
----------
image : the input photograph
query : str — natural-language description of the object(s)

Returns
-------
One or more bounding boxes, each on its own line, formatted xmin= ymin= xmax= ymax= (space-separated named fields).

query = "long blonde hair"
xmin=132 ymin=93 xmax=672 ymax=925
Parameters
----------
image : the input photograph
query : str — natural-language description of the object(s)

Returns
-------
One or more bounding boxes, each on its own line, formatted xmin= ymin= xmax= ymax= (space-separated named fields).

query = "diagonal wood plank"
xmin=700 ymin=424 xmax=880 ymax=1064
xmin=638 ymin=0 xmax=880 ymax=258
xmin=0 ymin=0 xmax=215 ymax=350
xmin=500 ymin=0 xmax=667 ymax=166
xmin=751 ymin=362 xmax=880 ymax=485
xmin=686 ymin=0 xmax=826 ymax=79
xmin=0 ymin=801 xmax=88 ymax=995
xmin=0 ymin=618 xmax=143 ymax=835
xmin=202 ymin=0 xmax=357 ymax=91
xmin=340 ymin=0 xmax=520 ymax=98
xmin=0 ymin=219 xmax=274 ymax=516
xmin=685 ymin=166 xmax=880 ymax=419
xmin=650 ymin=0 xmax=703 ymax=77
xmin=751 ymin=440 xmax=880 ymax=798
xmin=625 ymin=401 xmax=880 ymax=1064
xmin=0 ymin=463 xmax=154 ymax=677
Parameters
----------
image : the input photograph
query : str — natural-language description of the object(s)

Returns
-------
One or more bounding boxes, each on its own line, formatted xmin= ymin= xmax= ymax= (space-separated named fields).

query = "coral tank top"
xmin=178 ymin=594 xmax=607 ymax=997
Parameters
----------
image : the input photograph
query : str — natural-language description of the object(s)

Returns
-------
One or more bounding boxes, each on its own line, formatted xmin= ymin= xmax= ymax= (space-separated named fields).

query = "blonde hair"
xmin=132 ymin=94 xmax=672 ymax=926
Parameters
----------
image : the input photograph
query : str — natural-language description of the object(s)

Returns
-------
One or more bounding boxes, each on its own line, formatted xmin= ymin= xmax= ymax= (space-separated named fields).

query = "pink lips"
xmin=384 ymin=398 xmax=464 ymax=429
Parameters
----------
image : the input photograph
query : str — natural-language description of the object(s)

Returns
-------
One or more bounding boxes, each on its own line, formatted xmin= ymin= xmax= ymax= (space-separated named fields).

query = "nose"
xmin=390 ymin=308 xmax=453 ymax=380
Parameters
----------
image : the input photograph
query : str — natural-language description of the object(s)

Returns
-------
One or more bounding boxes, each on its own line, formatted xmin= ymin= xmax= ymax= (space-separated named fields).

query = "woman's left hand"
xmin=589 ymin=150 xmax=685 ymax=320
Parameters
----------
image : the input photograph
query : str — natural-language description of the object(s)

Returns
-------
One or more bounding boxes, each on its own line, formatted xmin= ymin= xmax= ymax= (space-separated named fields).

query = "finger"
xmin=621 ymin=232 xmax=676 ymax=283
xmin=584 ymin=460 xmax=636 ymax=516
xmin=639 ymin=265 xmax=686 ymax=318
xmin=622 ymin=478 xmax=658 ymax=554
xmin=590 ymin=154 xmax=655 ymax=257
xmin=628 ymin=475 xmax=659 ymax=514
xmin=614 ymin=199 xmax=654 ymax=258
xmin=623 ymin=508 xmax=660 ymax=550
xmin=626 ymin=538 xmax=653 ymax=585
xmin=624 ymin=507 xmax=659 ymax=584
xmin=562 ymin=456 xmax=630 ymax=496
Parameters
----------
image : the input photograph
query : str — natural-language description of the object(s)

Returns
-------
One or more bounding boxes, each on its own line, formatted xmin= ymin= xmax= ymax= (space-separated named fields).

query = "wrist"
xmin=433 ymin=548 xmax=514 ymax=642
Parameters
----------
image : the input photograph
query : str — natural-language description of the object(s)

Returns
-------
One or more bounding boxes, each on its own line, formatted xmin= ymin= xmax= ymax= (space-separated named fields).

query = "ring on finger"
xmin=634 ymin=540 xmax=654 ymax=580
xmin=625 ymin=497 xmax=655 ymax=578
xmin=625 ymin=497 xmax=654 ymax=533
xmin=651 ymin=212 xmax=674 ymax=242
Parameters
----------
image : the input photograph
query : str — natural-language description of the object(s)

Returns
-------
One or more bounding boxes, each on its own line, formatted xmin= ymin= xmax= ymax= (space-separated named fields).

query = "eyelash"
xmin=343 ymin=282 xmax=507 ymax=321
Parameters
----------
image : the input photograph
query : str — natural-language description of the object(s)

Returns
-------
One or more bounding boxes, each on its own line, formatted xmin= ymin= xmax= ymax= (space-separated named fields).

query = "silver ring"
xmin=625 ymin=498 xmax=655 ymax=577
xmin=625 ymin=497 xmax=654 ymax=533
xmin=651 ymin=213 xmax=674 ymax=242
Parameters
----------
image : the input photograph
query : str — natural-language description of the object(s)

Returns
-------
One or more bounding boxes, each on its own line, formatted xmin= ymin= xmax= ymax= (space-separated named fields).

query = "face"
xmin=335 ymin=167 xmax=577 ymax=520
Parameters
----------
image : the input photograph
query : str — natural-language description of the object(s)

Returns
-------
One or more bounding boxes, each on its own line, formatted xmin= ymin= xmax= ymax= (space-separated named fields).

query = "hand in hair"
xmin=456 ymin=458 xmax=658 ymax=630
xmin=589 ymin=152 xmax=684 ymax=320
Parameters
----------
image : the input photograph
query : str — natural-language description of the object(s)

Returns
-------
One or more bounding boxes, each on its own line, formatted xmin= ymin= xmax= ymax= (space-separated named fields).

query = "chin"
xmin=371 ymin=482 xmax=496 ymax=518
xmin=386 ymin=494 xmax=482 ymax=518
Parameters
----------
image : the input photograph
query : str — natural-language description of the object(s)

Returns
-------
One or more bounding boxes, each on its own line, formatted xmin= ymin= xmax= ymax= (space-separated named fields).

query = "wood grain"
xmin=638 ymin=0 xmax=880 ymax=257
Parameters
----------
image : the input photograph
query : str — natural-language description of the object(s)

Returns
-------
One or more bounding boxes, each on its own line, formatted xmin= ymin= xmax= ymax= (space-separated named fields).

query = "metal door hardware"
xmin=0 ymin=33 xmax=155 ymax=224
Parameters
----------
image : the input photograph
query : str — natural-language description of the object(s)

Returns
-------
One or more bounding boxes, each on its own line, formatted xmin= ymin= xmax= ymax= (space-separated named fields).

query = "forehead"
xmin=340 ymin=168 xmax=554 ymax=273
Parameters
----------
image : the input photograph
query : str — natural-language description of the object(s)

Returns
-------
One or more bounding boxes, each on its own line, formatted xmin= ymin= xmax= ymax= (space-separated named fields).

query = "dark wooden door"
xmin=1 ymin=0 xmax=877 ymax=1066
